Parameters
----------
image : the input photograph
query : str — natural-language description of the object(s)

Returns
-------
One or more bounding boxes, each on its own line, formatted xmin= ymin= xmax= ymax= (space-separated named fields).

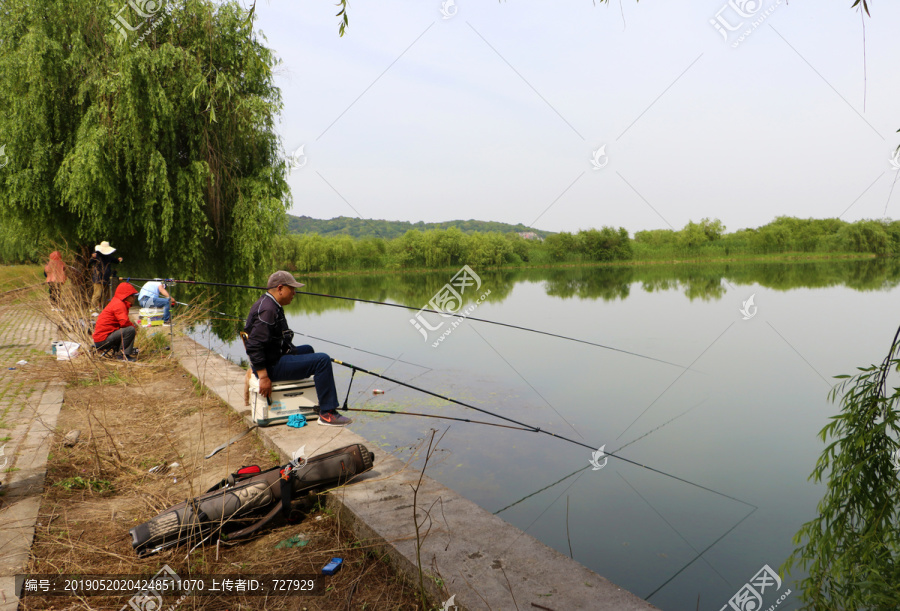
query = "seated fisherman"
xmin=138 ymin=280 xmax=175 ymax=323
xmin=92 ymin=282 xmax=140 ymax=361
xmin=244 ymin=271 xmax=352 ymax=427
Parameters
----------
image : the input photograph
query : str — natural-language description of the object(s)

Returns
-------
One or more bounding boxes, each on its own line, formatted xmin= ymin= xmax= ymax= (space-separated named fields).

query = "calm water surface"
xmin=193 ymin=259 xmax=900 ymax=610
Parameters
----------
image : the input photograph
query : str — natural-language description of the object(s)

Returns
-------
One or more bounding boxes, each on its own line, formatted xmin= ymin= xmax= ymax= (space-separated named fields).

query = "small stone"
xmin=63 ymin=430 xmax=80 ymax=447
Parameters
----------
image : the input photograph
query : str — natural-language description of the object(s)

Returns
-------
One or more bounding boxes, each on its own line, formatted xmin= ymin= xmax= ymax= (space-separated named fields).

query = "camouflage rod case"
xmin=130 ymin=443 xmax=374 ymax=556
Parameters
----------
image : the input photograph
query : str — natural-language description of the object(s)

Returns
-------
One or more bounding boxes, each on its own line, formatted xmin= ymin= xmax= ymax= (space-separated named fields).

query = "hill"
xmin=286 ymin=215 xmax=549 ymax=239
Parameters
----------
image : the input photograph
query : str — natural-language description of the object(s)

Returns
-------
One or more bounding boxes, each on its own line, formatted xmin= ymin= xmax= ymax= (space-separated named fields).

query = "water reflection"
xmin=173 ymin=258 xmax=900 ymax=343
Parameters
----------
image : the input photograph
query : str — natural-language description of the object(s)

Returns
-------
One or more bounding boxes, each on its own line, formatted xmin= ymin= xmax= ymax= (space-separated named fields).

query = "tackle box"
xmin=248 ymin=375 xmax=319 ymax=426
xmin=138 ymin=307 xmax=165 ymax=327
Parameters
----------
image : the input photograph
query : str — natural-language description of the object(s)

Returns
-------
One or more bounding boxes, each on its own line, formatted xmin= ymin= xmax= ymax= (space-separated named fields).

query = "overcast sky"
xmin=252 ymin=0 xmax=900 ymax=235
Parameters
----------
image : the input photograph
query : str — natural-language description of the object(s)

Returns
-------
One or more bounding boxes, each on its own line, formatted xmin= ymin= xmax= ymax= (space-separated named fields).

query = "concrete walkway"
xmin=0 ymin=305 xmax=64 ymax=610
xmin=175 ymin=334 xmax=659 ymax=611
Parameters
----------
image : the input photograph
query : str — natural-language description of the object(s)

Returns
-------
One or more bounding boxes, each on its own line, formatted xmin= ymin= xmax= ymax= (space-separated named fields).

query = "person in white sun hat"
xmin=90 ymin=240 xmax=123 ymax=313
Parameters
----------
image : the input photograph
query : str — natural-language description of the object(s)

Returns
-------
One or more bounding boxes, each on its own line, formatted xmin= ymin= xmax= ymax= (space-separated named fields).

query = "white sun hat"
xmin=95 ymin=241 xmax=116 ymax=255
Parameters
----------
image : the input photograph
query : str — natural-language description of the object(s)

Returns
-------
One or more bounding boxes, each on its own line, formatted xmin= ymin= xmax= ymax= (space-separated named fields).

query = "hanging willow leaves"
xmin=783 ymin=327 xmax=900 ymax=609
xmin=0 ymin=0 xmax=290 ymax=282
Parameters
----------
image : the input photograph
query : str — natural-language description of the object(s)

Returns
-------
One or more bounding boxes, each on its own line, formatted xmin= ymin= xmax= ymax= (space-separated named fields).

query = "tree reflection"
xmin=177 ymin=258 xmax=900 ymax=341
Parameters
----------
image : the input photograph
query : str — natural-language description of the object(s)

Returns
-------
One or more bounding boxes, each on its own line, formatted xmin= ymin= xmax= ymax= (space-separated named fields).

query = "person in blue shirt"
xmin=138 ymin=281 xmax=175 ymax=323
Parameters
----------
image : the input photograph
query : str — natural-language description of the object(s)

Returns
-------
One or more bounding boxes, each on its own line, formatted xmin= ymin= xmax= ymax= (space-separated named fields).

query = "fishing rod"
xmin=333 ymin=358 xmax=755 ymax=509
xmin=121 ymin=276 xmax=688 ymax=369
xmin=175 ymin=301 xmax=230 ymax=317
xmin=341 ymin=406 xmax=535 ymax=431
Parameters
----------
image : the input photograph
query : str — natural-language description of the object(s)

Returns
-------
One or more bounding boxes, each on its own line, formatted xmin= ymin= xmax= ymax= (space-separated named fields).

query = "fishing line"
xmin=611 ymin=397 xmax=708 ymax=455
xmin=121 ymin=277 xmax=688 ymax=369
xmin=493 ymin=466 xmax=587 ymax=515
xmin=296 ymin=332 xmax=431 ymax=372
xmin=341 ymin=407 xmax=535 ymax=431
xmin=618 ymin=472 xmax=732 ymax=591
xmin=333 ymin=358 xmax=756 ymax=510
xmin=644 ymin=506 xmax=757 ymax=600
xmin=494 ymin=398 xmax=708 ymax=515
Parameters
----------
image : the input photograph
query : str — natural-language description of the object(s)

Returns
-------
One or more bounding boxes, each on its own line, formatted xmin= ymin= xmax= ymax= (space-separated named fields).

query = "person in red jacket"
xmin=92 ymin=282 xmax=140 ymax=361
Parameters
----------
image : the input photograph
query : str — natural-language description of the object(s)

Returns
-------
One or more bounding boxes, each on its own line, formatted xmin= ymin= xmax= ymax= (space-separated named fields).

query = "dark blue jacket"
xmin=90 ymin=252 xmax=117 ymax=284
xmin=244 ymin=293 xmax=294 ymax=371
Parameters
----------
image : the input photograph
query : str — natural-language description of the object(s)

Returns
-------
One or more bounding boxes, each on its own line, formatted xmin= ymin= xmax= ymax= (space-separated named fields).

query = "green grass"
xmin=0 ymin=264 xmax=42 ymax=292
xmin=78 ymin=371 xmax=133 ymax=387
xmin=53 ymin=476 xmax=114 ymax=493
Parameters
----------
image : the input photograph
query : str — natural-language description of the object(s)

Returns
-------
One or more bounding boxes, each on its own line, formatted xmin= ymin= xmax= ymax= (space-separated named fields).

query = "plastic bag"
xmin=57 ymin=341 xmax=80 ymax=361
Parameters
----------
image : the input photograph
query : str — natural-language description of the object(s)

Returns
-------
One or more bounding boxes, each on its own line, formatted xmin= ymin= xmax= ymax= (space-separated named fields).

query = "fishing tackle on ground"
xmin=130 ymin=444 xmax=374 ymax=556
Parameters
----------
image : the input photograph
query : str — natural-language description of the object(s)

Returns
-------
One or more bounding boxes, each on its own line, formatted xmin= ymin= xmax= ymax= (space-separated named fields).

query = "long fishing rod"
xmin=122 ymin=276 xmax=688 ymax=369
xmin=333 ymin=358 xmax=755 ymax=509
xmin=341 ymin=406 xmax=534 ymax=431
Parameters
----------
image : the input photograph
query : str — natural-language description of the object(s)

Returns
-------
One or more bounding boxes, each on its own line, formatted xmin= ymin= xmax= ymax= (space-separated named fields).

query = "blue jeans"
xmin=266 ymin=345 xmax=339 ymax=412
xmin=140 ymin=296 xmax=170 ymax=322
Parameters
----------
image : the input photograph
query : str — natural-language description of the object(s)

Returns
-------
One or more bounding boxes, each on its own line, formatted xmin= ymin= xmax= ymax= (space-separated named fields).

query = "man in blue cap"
xmin=243 ymin=271 xmax=351 ymax=427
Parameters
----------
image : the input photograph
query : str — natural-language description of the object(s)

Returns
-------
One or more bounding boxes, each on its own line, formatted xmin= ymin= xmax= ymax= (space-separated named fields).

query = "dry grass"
xmin=6 ymin=273 xmax=425 ymax=611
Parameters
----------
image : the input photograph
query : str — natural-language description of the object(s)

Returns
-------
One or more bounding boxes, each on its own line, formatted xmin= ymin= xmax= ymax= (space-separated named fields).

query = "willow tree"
xmin=784 ymin=328 xmax=900 ymax=608
xmin=0 ymin=0 xmax=289 ymax=281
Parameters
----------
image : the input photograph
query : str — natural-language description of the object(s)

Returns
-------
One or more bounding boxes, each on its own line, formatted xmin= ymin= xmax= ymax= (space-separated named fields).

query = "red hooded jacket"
xmin=92 ymin=283 xmax=138 ymax=343
xmin=44 ymin=251 xmax=66 ymax=283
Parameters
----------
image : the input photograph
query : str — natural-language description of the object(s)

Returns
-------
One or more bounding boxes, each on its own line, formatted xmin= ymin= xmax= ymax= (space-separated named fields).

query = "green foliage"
xmin=633 ymin=217 xmax=900 ymax=260
xmin=270 ymin=215 xmax=900 ymax=274
xmin=634 ymin=228 xmax=676 ymax=247
xmin=784 ymin=329 xmax=900 ymax=608
xmin=578 ymin=227 xmax=632 ymax=261
xmin=287 ymin=214 xmax=550 ymax=240
xmin=136 ymin=329 xmax=171 ymax=357
xmin=274 ymin=225 xmax=631 ymax=272
xmin=0 ymin=0 xmax=289 ymax=281
xmin=78 ymin=370 xmax=133 ymax=387
xmin=676 ymin=218 xmax=725 ymax=249
xmin=54 ymin=476 xmax=114 ymax=493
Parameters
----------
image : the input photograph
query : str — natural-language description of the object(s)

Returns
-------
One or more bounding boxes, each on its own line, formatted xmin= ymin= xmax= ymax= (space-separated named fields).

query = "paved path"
xmin=0 ymin=304 xmax=64 ymax=611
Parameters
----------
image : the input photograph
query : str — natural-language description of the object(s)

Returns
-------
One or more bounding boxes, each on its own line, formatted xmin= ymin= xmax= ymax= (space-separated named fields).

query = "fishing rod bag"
xmin=130 ymin=443 xmax=374 ymax=556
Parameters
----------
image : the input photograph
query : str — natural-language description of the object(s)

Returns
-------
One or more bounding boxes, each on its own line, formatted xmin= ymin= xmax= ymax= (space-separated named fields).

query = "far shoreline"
xmin=293 ymin=251 xmax=881 ymax=278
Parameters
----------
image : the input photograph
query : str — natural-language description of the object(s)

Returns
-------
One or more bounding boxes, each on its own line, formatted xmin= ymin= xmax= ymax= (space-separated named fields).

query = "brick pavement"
xmin=0 ymin=304 xmax=64 ymax=610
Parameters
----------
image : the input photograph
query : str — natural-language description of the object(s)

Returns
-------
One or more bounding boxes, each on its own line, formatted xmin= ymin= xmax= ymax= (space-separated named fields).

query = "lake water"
xmin=190 ymin=259 xmax=900 ymax=610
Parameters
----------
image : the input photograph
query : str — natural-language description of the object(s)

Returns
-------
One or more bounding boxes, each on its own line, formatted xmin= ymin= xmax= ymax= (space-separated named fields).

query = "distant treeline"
xmin=631 ymin=217 xmax=900 ymax=259
xmin=287 ymin=215 xmax=549 ymax=239
xmin=273 ymin=217 xmax=900 ymax=273
xmin=273 ymin=226 xmax=632 ymax=272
